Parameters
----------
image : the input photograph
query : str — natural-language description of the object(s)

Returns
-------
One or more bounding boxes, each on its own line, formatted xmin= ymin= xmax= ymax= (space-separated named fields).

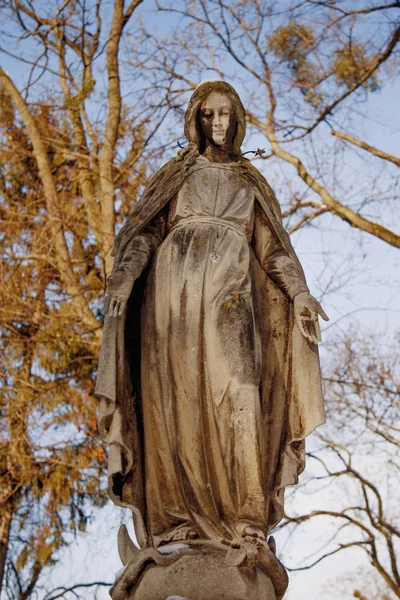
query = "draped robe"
xmin=95 ymin=154 xmax=325 ymax=549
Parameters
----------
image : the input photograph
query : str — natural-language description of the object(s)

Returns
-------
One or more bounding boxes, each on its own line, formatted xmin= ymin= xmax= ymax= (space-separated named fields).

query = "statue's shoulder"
xmin=112 ymin=155 xmax=185 ymax=258
xmin=240 ymin=159 xmax=282 ymax=217
xmin=240 ymin=158 xmax=270 ymax=186
xmin=146 ymin=155 xmax=183 ymax=186
xmin=134 ymin=156 xmax=186 ymax=207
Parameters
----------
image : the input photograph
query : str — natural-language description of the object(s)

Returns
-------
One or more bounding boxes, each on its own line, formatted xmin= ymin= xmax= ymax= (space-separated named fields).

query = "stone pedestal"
xmin=110 ymin=526 xmax=288 ymax=600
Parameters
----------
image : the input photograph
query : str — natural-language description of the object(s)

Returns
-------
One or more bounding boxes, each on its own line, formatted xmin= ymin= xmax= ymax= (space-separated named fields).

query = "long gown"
xmin=96 ymin=150 xmax=325 ymax=550
xmin=138 ymin=156 xmax=307 ymax=546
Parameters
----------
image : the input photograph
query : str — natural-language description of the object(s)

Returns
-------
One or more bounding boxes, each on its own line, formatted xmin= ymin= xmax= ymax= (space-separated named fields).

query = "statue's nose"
xmin=213 ymin=113 xmax=222 ymax=126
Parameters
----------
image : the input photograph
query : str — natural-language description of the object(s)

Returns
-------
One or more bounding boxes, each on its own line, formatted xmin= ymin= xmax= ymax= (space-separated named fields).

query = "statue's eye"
xmin=202 ymin=111 xmax=213 ymax=119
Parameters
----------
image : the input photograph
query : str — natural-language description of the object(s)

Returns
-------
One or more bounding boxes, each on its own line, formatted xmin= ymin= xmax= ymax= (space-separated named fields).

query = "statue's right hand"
xmin=105 ymin=271 xmax=135 ymax=317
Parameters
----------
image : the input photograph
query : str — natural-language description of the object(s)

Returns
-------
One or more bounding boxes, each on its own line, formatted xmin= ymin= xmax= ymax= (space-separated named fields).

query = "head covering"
xmin=113 ymin=81 xmax=248 ymax=261
xmin=183 ymin=79 xmax=246 ymax=158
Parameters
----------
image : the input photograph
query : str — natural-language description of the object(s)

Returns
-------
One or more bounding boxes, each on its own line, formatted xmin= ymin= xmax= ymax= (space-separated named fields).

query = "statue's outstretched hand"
xmin=105 ymin=270 xmax=135 ymax=317
xmin=293 ymin=292 xmax=329 ymax=344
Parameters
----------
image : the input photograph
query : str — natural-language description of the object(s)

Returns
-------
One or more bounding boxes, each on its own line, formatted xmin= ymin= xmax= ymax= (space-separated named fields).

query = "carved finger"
xmin=301 ymin=318 xmax=313 ymax=343
xmin=317 ymin=303 xmax=329 ymax=321
xmin=309 ymin=333 xmax=318 ymax=345
xmin=118 ymin=299 xmax=126 ymax=317
xmin=113 ymin=300 xmax=120 ymax=318
xmin=310 ymin=313 xmax=320 ymax=344
xmin=109 ymin=298 xmax=117 ymax=317
xmin=310 ymin=319 xmax=319 ymax=345
xmin=298 ymin=317 xmax=307 ymax=339
xmin=304 ymin=318 xmax=318 ymax=345
xmin=315 ymin=318 xmax=321 ymax=342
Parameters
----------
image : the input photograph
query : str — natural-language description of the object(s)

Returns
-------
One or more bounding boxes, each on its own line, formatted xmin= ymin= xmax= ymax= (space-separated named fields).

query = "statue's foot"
xmin=230 ymin=525 xmax=266 ymax=548
xmin=169 ymin=526 xmax=199 ymax=542
xmin=242 ymin=526 xmax=266 ymax=544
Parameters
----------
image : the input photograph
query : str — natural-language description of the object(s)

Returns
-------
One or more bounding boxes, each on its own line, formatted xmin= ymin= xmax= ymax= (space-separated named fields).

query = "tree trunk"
xmin=0 ymin=501 xmax=12 ymax=592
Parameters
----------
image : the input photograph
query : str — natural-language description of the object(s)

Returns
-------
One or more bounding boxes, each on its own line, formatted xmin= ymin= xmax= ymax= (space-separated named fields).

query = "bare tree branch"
xmin=331 ymin=130 xmax=400 ymax=168
xmin=44 ymin=580 xmax=113 ymax=600
xmin=247 ymin=110 xmax=400 ymax=248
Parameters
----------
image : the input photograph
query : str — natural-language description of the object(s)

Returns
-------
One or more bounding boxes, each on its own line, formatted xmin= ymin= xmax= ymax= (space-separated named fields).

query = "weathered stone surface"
xmin=130 ymin=552 xmax=276 ymax=600
xmin=110 ymin=529 xmax=288 ymax=600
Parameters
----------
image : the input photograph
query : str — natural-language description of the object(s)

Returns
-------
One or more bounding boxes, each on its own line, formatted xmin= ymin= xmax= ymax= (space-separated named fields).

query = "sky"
xmin=1 ymin=0 xmax=399 ymax=598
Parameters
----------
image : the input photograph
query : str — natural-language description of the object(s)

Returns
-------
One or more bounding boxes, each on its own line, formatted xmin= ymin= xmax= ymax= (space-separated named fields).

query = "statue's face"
xmin=199 ymin=92 xmax=236 ymax=148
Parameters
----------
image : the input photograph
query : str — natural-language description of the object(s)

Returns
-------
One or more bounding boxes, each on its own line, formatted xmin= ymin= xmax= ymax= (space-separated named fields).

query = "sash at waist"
xmin=169 ymin=215 xmax=248 ymax=240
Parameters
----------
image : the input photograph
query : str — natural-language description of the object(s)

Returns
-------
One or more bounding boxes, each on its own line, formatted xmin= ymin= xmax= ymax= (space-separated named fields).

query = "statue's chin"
xmin=211 ymin=135 xmax=227 ymax=146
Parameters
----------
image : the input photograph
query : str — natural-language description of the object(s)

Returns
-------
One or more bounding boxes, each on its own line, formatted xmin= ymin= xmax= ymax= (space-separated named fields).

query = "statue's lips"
xmin=212 ymin=130 xmax=227 ymax=142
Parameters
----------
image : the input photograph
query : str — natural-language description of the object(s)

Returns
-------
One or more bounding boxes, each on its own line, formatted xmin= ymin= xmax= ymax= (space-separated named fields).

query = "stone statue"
xmin=95 ymin=80 xmax=328 ymax=600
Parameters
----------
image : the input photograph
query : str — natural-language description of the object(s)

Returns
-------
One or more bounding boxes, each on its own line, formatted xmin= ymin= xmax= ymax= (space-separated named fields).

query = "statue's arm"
xmin=106 ymin=210 xmax=167 ymax=317
xmin=253 ymin=201 xmax=328 ymax=343
xmin=253 ymin=202 xmax=309 ymax=299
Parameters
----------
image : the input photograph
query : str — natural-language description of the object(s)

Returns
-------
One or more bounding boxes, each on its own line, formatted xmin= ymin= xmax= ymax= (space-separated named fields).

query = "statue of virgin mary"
xmin=95 ymin=80 xmax=327 ymax=551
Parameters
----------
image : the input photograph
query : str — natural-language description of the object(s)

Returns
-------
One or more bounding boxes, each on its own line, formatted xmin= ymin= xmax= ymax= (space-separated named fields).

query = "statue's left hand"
xmin=105 ymin=270 xmax=135 ymax=317
xmin=293 ymin=292 xmax=329 ymax=344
